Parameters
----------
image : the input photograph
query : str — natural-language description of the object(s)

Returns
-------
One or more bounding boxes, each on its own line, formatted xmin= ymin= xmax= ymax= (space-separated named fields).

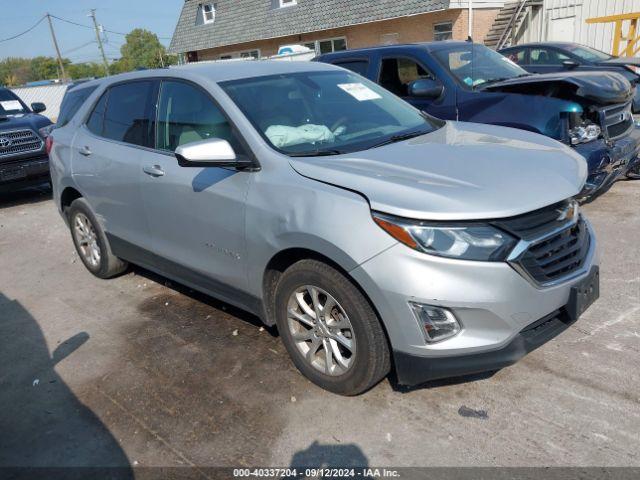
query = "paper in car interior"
xmin=0 ymin=100 xmax=23 ymax=111
xmin=337 ymin=83 xmax=382 ymax=101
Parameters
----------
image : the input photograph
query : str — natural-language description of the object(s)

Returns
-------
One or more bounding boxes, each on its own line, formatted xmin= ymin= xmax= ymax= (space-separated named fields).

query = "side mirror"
xmin=562 ymin=60 xmax=579 ymax=69
xmin=175 ymin=138 xmax=254 ymax=169
xmin=408 ymin=79 xmax=444 ymax=99
xmin=31 ymin=102 xmax=46 ymax=113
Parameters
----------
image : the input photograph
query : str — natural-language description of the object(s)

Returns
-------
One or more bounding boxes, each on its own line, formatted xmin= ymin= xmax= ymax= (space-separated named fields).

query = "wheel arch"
xmin=60 ymin=186 xmax=83 ymax=217
xmin=261 ymin=247 xmax=389 ymax=344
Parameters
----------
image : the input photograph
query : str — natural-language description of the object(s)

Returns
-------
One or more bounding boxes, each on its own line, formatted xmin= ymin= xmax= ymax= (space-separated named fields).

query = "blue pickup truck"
xmin=0 ymin=88 xmax=52 ymax=191
xmin=316 ymin=42 xmax=640 ymax=200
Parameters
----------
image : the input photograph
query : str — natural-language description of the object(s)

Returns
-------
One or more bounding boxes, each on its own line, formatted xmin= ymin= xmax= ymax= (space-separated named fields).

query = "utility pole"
xmin=89 ymin=9 xmax=110 ymax=76
xmin=46 ymin=13 xmax=68 ymax=82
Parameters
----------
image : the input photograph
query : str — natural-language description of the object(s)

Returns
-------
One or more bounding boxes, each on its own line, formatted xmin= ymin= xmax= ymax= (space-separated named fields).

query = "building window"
xmin=240 ymin=50 xmax=260 ymax=59
xmin=433 ymin=21 xmax=453 ymax=41
xmin=302 ymin=37 xmax=347 ymax=55
xmin=218 ymin=49 xmax=260 ymax=60
xmin=202 ymin=3 xmax=215 ymax=24
xmin=279 ymin=0 xmax=297 ymax=7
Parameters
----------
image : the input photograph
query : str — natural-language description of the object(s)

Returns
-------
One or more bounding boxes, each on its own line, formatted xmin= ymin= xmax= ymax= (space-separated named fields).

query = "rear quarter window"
xmin=57 ymin=86 xmax=98 ymax=127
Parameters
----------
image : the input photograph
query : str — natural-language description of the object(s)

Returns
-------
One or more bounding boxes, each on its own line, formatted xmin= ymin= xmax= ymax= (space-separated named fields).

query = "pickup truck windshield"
xmin=220 ymin=70 xmax=439 ymax=156
xmin=0 ymin=90 xmax=26 ymax=116
xmin=434 ymin=44 xmax=529 ymax=89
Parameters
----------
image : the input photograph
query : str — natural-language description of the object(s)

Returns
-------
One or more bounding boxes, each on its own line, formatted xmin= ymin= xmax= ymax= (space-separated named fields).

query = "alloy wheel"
xmin=287 ymin=285 xmax=356 ymax=376
xmin=73 ymin=213 xmax=101 ymax=268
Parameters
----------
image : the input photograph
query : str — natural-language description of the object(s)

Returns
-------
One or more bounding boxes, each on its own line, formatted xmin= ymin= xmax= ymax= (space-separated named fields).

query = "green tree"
xmin=67 ymin=62 xmax=106 ymax=80
xmin=0 ymin=58 xmax=31 ymax=86
xmin=30 ymin=56 xmax=70 ymax=81
xmin=118 ymin=28 xmax=170 ymax=71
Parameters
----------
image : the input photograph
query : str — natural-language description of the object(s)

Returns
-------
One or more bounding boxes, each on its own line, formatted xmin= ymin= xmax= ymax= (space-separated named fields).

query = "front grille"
xmin=0 ymin=129 xmax=44 ymax=158
xmin=598 ymin=102 xmax=634 ymax=141
xmin=493 ymin=200 xmax=592 ymax=286
xmin=516 ymin=218 xmax=590 ymax=284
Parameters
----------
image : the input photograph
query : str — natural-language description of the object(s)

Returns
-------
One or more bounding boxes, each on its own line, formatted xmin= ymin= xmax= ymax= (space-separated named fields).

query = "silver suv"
xmin=49 ymin=61 xmax=599 ymax=395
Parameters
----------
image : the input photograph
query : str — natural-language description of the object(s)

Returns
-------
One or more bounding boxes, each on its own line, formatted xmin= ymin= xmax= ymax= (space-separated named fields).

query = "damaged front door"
xmin=140 ymin=79 xmax=252 ymax=300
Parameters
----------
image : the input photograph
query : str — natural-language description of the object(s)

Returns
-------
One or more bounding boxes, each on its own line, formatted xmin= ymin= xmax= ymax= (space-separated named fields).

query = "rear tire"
xmin=67 ymin=198 xmax=128 ymax=279
xmin=275 ymin=259 xmax=390 ymax=395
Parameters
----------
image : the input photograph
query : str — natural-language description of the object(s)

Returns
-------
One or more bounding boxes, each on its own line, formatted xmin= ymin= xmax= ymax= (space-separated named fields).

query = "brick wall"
xmin=195 ymin=8 xmax=500 ymax=61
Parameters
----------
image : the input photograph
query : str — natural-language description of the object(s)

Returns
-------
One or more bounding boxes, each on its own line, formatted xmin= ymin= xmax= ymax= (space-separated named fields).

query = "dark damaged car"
xmin=499 ymin=42 xmax=640 ymax=113
xmin=316 ymin=42 xmax=640 ymax=201
xmin=0 ymin=88 xmax=52 ymax=191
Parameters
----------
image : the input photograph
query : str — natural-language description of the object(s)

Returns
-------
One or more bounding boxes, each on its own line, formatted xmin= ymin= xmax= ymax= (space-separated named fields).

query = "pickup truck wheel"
xmin=275 ymin=259 xmax=390 ymax=395
xmin=68 ymin=198 xmax=128 ymax=279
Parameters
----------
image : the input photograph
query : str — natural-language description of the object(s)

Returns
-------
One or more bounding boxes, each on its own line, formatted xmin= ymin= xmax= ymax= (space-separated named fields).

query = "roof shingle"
xmin=169 ymin=0 xmax=450 ymax=54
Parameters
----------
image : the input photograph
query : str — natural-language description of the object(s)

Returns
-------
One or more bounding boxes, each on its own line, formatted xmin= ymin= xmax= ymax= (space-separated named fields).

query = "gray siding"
xmin=517 ymin=0 xmax=640 ymax=54
xmin=169 ymin=0 xmax=450 ymax=54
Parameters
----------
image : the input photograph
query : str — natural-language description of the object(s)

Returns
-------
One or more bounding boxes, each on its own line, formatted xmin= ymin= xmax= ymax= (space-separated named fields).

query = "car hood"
xmin=599 ymin=57 xmax=640 ymax=67
xmin=289 ymin=122 xmax=587 ymax=221
xmin=0 ymin=112 xmax=51 ymax=133
xmin=479 ymin=71 xmax=632 ymax=105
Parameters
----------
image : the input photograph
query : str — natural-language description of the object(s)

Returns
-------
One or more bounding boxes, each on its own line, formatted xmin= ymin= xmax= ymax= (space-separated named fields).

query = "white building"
xmin=486 ymin=0 xmax=640 ymax=54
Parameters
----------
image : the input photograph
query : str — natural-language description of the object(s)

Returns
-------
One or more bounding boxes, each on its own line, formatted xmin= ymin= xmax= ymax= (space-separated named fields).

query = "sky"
xmin=0 ymin=0 xmax=185 ymax=63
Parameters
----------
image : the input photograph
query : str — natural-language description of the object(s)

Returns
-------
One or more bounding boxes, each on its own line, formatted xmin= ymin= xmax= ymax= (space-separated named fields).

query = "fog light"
xmin=409 ymin=303 xmax=461 ymax=343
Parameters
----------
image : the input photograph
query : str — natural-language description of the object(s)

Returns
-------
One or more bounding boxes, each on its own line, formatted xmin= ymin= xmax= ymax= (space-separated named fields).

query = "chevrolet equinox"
xmin=49 ymin=62 xmax=599 ymax=395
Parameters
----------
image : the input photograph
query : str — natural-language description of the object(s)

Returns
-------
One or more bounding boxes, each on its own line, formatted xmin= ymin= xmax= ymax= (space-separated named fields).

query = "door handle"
xmin=79 ymin=146 xmax=92 ymax=156
xmin=143 ymin=165 xmax=165 ymax=177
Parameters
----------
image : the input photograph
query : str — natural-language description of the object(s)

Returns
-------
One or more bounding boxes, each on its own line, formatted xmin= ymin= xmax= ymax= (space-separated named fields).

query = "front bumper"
xmin=576 ymin=127 xmax=640 ymax=201
xmin=350 ymin=222 xmax=598 ymax=386
xmin=394 ymin=308 xmax=572 ymax=385
xmin=0 ymin=155 xmax=49 ymax=190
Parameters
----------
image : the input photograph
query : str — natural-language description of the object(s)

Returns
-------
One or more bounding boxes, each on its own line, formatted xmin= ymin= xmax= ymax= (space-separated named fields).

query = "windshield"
xmin=565 ymin=44 xmax=613 ymax=62
xmin=0 ymin=90 xmax=26 ymax=116
xmin=433 ymin=44 xmax=529 ymax=89
xmin=220 ymin=70 xmax=439 ymax=156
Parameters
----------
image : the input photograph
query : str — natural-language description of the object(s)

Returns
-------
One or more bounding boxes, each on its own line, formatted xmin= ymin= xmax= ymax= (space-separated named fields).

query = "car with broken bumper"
xmin=49 ymin=61 xmax=599 ymax=395
xmin=0 ymin=88 xmax=51 ymax=191
xmin=316 ymin=42 xmax=640 ymax=201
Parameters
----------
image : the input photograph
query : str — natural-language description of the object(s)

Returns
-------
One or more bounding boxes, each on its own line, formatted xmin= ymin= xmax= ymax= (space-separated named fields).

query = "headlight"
xmin=372 ymin=212 xmax=518 ymax=261
xmin=569 ymin=122 xmax=601 ymax=145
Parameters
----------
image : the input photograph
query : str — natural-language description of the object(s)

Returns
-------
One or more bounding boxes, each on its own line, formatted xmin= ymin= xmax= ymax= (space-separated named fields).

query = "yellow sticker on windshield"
xmin=337 ymin=83 xmax=382 ymax=101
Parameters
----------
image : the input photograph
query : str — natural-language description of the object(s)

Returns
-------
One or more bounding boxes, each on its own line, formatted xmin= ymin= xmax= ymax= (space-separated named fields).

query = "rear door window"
xmin=58 ymin=85 xmax=98 ymax=127
xmin=333 ymin=60 xmax=369 ymax=76
xmin=530 ymin=48 xmax=570 ymax=65
xmin=102 ymin=81 xmax=155 ymax=147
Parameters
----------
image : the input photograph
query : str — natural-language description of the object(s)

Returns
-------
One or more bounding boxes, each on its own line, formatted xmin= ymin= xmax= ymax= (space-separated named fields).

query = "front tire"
xmin=275 ymin=260 xmax=390 ymax=395
xmin=67 ymin=198 xmax=128 ymax=279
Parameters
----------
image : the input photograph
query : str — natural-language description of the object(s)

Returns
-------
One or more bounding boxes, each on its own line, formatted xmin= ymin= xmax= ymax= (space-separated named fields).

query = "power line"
xmin=49 ymin=14 xmax=172 ymax=40
xmin=0 ymin=16 xmax=46 ymax=43
xmin=62 ymin=40 xmax=96 ymax=55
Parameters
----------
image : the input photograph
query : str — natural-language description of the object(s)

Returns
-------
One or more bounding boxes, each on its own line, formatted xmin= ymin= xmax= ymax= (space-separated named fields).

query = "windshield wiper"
xmin=370 ymin=130 xmax=429 ymax=149
xmin=474 ymin=74 xmax=531 ymax=89
xmin=288 ymin=149 xmax=346 ymax=157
